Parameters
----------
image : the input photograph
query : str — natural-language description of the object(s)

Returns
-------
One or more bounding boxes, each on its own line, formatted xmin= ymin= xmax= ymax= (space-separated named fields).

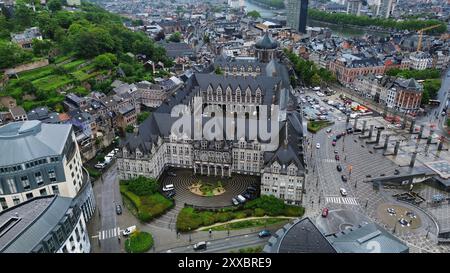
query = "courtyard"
xmin=159 ymin=168 xmax=260 ymax=208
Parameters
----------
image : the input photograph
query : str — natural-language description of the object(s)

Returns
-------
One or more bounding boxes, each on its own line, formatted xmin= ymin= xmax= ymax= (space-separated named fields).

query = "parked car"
xmin=346 ymin=127 xmax=353 ymax=134
xmin=336 ymin=165 xmax=342 ymax=172
xmin=237 ymin=195 xmax=246 ymax=203
xmin=168 ymin=172 xmax=177 ymax=177
xmin=246 ymin=186 xmax=257 ymax=193
xmin=258 ymin=230 xmax=271 ymax=238
xmin=341 ymin=175 xmax=348 ymax=182
xmin=162 ymin=184 xmax=174 ymax=192
xmin=332 ymin=141 xmax=336 ymax=146
xmin=316 ymin=143 xmax=321 ymax=149
xmin=94 ymin=162 xmax=107 ymax=169
xmin=166 ymin=191 xmax=176 ymax=199
xmin=193 ymin=241 xmax=207 ymax=251
xmin=103 ymin=155 xmax=112 ymax=164
xmin=340 ymin=188 xmax=348 ymax=196
xmin=122 ymin=225 xmax=136 ymax=236
xmin=243 ymin=192 xmax=252 ymax=200
xmin=232 ymin=198 xmax=239 ymax=206
xmin=326 ymin=128 xmax=332 ymax=133
xmin=321 ymin=207 xmax=329 ymax=217
xmin=115 ymin=204 xmax=122 ymax=215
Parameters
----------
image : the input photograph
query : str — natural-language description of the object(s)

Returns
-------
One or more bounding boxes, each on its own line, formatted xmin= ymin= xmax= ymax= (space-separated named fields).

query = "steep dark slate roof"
xmin=277 ymin=218 xmax=337 ymax=253
xmin=194 ymin=73 xmax=280 ymax=106
xmin=255 ymin=32 xmax=278 ymax=50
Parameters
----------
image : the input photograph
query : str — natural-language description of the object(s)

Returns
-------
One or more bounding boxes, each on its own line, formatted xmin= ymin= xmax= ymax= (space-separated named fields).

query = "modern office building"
xmin=376 ymin=0 xmax=395 ymax=18
xmin=0 ymin=195 xmax=90 ymax=253
xmin=0 ymin=120 xmax=95 ymax=222
xmin=346 ymin=0 xmax=362 ymax=15
xmin=287 ymin=0 xmax=309 ymax=34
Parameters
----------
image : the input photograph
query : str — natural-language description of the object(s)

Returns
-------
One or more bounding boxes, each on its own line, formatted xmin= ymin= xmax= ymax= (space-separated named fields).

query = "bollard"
xmin=418 ymin=125 xmax=425 ymax=139
xmin=368 ymin=125 xmax=374 ymax=138
xmin=409 ymin=120 xmax=415 ymax=134
xmin=383 ymin=135 xmax=390 ymax=150
xmin=375 ymin=129 xmax=382 ymax=144
xmin=353 ymin=116 xmax=359 ymax=129
xmin=410 ymin=151 xmax=417 ymax=168
xmin=394 ymin=141 xmax=400 ymax=155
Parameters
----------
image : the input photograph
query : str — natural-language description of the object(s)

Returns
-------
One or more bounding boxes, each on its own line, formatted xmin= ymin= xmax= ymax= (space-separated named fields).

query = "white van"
xmin=122 ymin=225 xmax=136 ymax=236
xmin=104 ymin=156 xmax=112 ymax=164
xmin=163 ymin=184 xmax=174 ymax=192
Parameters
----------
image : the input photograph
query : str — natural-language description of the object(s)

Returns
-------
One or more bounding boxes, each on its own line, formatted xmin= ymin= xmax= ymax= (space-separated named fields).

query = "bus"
xmin=429 ymin=99 xmax=440 ymax=106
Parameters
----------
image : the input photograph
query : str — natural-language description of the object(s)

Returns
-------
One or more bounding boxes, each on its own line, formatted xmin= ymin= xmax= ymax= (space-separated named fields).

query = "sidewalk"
xmin=193 ymin=216 xmax=296 ymax=231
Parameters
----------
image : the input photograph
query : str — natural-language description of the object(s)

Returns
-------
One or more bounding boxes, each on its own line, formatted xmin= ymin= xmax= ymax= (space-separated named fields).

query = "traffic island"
xmin=125 ymin=231 xmax=154 ymax=253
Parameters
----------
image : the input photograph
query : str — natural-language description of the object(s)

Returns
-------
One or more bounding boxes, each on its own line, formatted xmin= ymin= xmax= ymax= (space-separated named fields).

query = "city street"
xmin=160 ymin=231 xmax=268 ymax=253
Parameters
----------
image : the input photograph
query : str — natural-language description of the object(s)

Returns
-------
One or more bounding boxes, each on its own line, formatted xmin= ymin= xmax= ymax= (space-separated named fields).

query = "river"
xmin=243 ymin=0 xmax=389 ymax=38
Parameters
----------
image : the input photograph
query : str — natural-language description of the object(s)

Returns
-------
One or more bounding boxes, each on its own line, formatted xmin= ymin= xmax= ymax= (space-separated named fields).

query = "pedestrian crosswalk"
xmin=325 ymin=196 xmax=358 ymax=205
xmin=97 ymin=227 xmax=121 ymax=240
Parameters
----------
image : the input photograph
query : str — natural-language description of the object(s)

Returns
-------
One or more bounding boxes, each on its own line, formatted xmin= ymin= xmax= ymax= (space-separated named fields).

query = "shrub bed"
xmin=125 ymin=231 xmax=154 ymax=253
xmin=176 ymin=195 xmax=304 ymax=232
xmin=120 ymin=178 xmax=174 ymax=223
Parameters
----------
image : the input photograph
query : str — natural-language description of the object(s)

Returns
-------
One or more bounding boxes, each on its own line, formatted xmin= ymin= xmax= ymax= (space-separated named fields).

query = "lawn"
xmin=176 ymin=195 xmax=304 ymax=232
xmin=206 ymin=217 xmax=290 ymax=231
xmin=120 ymin=183 xmax=174 ymax=222
xmin=307 ymin=120 xmax=333 ymax=133
xmin=17 ymin=66 xmax=55 ymax=82
xmin=61 ymin=59 xmax=86 ymax=70
xmin=32 ymin=74 xmax=73 ymax=92
xmin=125 ymin=231 xmax=154 ymax=253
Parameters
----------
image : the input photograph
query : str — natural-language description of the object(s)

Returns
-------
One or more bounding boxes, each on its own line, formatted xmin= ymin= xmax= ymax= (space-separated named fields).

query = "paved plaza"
xmin=302 ymin=90 xmax=450 ymax=253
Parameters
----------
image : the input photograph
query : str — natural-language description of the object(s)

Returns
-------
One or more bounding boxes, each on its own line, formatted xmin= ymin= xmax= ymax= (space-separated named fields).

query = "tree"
xmin=93 ymin=53 xmax=117 ymax=69
xmin=48 ymin=0 xmax=63 ymax=12
xmin=214 ymin=66 xmax=223 ymax=75
xmin=0 ymin=41 xmax=33 ymax=69
xmin=168 ymin=32 xmax=182 ymax=43
xmin=311 ymin=73 xmax=322 ymax=86
xmin=203 ymin=34 xmax=210 ymax=44
xmin=247 ymin=10 xmax=261 ymax=19
xmin=154 ymin=31 xmax=165 ymax=41
xmin=137 ymin=111 xmax=151 ymax=124
xmin=126 ymin=176 xmax=159 ymax=196
xmin=32 ymin=39 xmax=53 ymax=56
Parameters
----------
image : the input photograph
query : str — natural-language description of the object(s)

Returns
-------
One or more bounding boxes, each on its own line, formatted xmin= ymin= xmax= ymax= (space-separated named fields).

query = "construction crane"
xmin=417 ymin=24 xmax=442 ymax=52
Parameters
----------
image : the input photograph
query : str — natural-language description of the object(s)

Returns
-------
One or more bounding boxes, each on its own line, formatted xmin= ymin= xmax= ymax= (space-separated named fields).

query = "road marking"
xmin=98 ymin=227 xmax=122 ymax=240
xmin=325 ymin=196 xmax=358 ymax=205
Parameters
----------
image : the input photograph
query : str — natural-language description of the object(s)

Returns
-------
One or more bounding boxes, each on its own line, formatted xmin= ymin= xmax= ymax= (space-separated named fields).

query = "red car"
xmin=322 ymin=207 xmax=329 ymax=217
xmin=335 ymin=154 xmax=340 ymax=160
xmin=332 ymin=141 xmax=336 ymax=146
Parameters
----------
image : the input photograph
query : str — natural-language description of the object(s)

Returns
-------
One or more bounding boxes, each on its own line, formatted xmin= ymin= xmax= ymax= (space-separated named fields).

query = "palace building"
xmin=117 ymin=33 xmax=307 ymax=205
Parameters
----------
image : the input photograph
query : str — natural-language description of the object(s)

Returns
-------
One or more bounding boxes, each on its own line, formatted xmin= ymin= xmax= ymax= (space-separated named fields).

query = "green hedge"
xmin=120 ymin=183 xmax=174 ymax=223
xmin=125 ymin=231 xmax=154 ymax=253
xmin=176 ymin=196 xmax=304 ymax=232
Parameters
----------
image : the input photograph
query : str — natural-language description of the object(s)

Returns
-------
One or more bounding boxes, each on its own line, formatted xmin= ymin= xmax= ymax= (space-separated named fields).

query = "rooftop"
xmin=0 ymin=195 xmax=73 ymax=253
xmin=0 ymin=121 xmax=72 ymax=166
